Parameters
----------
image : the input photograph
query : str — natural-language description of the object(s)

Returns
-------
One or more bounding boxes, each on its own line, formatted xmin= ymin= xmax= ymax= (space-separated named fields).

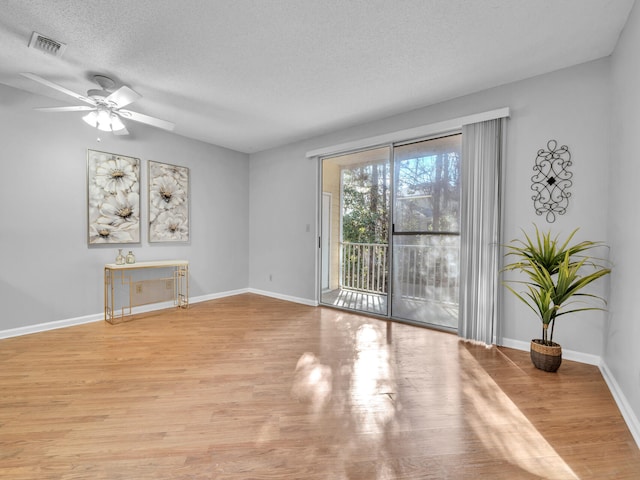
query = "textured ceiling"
xmin=0 ymin=0 xmax=634 ymax=153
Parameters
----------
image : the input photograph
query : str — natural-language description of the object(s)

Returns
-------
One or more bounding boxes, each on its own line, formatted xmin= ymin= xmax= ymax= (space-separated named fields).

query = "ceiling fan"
xmin=21 ymin=72 xmax=175 ymax=135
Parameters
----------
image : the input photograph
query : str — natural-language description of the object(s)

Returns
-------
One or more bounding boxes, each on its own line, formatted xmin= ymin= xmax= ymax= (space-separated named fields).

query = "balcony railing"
xmin=341 ymin=242 xmax=388 ymax=294
xmin=340 ymin=241 xmax=459 ymax=305
xmin=393 ymin=242 xmax=459 ymax=305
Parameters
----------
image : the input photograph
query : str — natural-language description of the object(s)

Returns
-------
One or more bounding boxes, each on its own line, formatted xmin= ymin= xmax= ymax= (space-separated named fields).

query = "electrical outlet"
xmin=269 ymin=274 xmax=273 ymax=282
xmin=135 ymin=284 xmax=142 ymax=294
xmin=165 ymin=280 xmax=173 ymax=290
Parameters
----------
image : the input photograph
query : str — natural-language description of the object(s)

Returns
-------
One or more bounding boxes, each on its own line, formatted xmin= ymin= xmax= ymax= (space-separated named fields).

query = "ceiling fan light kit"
xmin=82 ymin=108 xmax=127 ymax=134
xmin=21 ymin=72 xmax=175 ymax=135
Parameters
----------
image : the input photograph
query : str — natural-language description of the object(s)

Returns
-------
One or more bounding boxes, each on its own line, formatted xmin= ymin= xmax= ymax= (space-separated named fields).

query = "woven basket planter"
xmin=530 ymin=339 xmax=562 ymax=372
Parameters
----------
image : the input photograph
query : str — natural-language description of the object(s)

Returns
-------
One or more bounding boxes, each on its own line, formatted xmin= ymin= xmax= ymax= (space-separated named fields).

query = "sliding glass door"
xmin=391 ymin=135 xmax=461 ymax=328
xmin=319 ymin=134 xmax=461 ymax=329
xmin=320 ymin=147 xmax=391 ymax=316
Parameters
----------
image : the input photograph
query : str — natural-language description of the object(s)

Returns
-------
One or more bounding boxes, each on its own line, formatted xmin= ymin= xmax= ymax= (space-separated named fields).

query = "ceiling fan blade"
xmin=21 ymin=73 xmax=96 ymax=105
xmin=118 ymin=109 xmax=175 ymax=131
xmin=106 ymin=86 xmax=141 ymax=109
xmin=35 ymin=106 xmax=96 ymax=112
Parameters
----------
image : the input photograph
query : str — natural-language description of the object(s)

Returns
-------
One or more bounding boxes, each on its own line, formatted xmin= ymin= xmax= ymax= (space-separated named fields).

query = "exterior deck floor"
xmin=322 ymin=287 xmax=458 ymax=329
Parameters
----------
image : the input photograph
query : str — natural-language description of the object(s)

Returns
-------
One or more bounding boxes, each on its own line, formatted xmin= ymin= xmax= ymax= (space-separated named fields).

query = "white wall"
xmin=249 ymin=58 xmax=612 ymax=357
xmin=0 ymin=83 xmax=250 ymax=331
xmin=608 ymin=0 xmax=640 ymax=431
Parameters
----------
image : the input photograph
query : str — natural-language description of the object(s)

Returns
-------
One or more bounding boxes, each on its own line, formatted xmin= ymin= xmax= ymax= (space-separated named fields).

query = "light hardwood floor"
xmin=1 ymin=293 xmax=638 ymax=479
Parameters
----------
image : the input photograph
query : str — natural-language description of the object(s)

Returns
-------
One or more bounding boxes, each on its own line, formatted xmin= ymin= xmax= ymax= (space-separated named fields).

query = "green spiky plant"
xmin=502 ymin=226 xmax=611 ymax=346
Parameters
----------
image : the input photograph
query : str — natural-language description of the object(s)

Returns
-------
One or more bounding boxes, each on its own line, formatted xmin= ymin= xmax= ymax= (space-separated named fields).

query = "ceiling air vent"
xmin=28 ymin=32 xmax=67 ymax=57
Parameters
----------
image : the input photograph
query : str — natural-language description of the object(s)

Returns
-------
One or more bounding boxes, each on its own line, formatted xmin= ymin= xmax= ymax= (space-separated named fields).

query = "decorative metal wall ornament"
xmin=531 ymin=140 xmax=572 ymax=223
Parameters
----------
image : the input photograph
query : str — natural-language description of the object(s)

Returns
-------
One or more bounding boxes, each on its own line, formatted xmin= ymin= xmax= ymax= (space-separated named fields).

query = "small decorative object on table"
xmin=115 ymin=249 xmax=125 ymax=265
xmin=125 ymin=250 xmax=136 ymax=264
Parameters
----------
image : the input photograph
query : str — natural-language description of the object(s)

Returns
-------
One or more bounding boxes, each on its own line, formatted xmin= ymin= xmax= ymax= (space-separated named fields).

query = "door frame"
xmin=321 ymin=192 xmax=332 ymax=292
xmin=317 ymin=136 xmax=462 ymax=330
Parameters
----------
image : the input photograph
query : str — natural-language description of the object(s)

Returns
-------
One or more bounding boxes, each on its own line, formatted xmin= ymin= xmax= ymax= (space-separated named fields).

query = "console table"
xmin=104 ymin=260 xmax=189 ymax=324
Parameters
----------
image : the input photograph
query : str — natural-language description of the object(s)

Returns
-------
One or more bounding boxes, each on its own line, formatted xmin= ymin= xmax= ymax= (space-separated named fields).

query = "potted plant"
xmin=502 ymin=225 xmax=611 ymax=372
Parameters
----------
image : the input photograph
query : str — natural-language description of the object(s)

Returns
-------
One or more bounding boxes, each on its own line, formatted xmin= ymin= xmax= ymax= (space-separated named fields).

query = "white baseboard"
xmin=501 ymin=337 xmax=639 ymax=449
xmin=499 ymin=337 xmax=601 ymax=366
xmin=599 ymin=362 xmax=640 ymax=449
xmin=0 ymin=288 xmax=315 ymax=340
xmin=0 ymin=312 xmax=104 ymax=339
xmin=247 ymin=288 xmax=318 ymax=307
xmin=190 ymin=288 xmax=250 ymax=304
xmin=0 ymin=288 xmax=249 ymax=339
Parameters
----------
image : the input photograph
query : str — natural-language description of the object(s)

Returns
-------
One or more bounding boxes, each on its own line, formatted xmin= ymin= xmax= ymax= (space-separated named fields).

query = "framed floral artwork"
xmin=148 ymin=160 xmax=190 ymax=242
xmin=87 ymin=150 xmax=140 ymax=244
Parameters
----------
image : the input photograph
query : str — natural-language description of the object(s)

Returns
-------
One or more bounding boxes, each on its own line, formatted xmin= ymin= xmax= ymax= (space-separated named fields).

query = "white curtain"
xmin=458 ymin=118 xmax=505 ymax=344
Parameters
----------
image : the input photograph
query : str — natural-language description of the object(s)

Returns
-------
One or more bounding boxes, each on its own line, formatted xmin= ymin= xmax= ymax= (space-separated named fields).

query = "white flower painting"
xmin=148 ymin=161 xmax=189 ymax=242
xmin=87 ymin=150 xmax=140 ymax=244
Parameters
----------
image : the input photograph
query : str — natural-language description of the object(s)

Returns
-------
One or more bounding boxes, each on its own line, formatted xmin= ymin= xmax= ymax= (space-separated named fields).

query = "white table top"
xmin=105 ymin=260 xmax=189 ymax=270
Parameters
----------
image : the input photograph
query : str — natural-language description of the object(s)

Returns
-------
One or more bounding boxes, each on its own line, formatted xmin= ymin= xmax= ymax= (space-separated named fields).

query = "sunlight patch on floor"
xmin=460 ymin=347 xmax=578 ymax=480
xmin=289 ymin=322 xmax=398 ymax=479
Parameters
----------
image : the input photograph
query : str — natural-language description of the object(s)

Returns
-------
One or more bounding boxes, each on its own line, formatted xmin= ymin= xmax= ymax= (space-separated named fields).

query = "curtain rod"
xmin=306 ymin=107 xmax=510 ymax=159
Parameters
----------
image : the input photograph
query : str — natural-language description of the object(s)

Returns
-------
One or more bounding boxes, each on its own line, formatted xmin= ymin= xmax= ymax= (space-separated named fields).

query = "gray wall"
xmin=608 ymin=0 xmax=640 ymax=431
xmin=0 ymin=84 xmax=250 ymax=330
xmin=249 ymin=142 xmax=318 ymax=301
xmin=249 ymin=58 xmax=612 ymax=357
